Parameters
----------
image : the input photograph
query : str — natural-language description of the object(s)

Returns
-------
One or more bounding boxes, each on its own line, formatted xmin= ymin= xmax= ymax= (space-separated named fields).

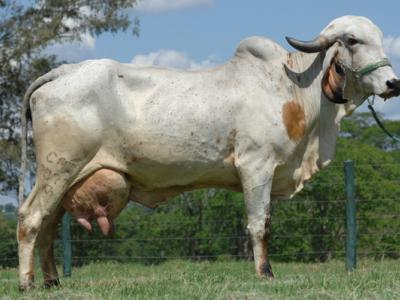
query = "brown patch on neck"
xmin=282 ymin=101 xmax=306 ymax=142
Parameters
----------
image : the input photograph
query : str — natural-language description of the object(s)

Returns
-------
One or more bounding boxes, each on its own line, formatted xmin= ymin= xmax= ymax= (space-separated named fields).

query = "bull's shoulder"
xmin=234 ymin=37 xmax=287 ymax=62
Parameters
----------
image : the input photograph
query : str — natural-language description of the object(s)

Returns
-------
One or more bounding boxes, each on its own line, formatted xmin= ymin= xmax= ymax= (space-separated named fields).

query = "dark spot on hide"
xmin=226 ymin=129 xmax=237 ymax=153
xmin=223 ymin=129 xmax=237 ymax=166
xmin=57 ymin=158 xmax=66 ymax=166
xmin=286 ymin=54 xmax=294 ymax=69
xmin=46 ymin=152 xmax=58 ymax=163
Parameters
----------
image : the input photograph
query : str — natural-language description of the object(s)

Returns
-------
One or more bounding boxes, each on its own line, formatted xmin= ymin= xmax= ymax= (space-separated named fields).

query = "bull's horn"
xmin=285 ymin=35 xmax=333 ymax=53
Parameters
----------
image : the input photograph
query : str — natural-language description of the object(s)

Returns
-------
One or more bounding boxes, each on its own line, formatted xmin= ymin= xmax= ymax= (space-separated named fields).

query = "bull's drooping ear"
xmin=322 ymin=52 xmax=348 ymax=104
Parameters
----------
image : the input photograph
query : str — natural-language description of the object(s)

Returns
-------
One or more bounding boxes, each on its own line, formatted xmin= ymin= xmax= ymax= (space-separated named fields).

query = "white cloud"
xmin=135 ymin=0 xmax=213 ymax=13
xmin=131 ymin=49 xmax=218 ymax=70
xmin=44 ymin=32 xmax=96 ymax=62
xmin=383 ymin=36 xmax=400 ymax=59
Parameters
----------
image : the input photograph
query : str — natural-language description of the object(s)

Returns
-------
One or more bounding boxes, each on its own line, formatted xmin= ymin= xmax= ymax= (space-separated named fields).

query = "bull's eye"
xmin=347 ymin=38 xmax=358 ymax=46
xmin=335 ymin=62 xmax=344 ymax=75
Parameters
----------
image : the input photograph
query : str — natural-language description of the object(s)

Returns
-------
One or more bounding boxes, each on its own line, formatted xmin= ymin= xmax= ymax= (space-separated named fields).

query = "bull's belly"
xmin=128 ymin=159 xmax=241 ymax=207
xmin=78 ymin=150 xmax=241 ymax=208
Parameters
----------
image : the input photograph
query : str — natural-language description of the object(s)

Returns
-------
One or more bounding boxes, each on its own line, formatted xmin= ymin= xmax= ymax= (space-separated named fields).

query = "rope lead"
xmin=367 ymin=95 xmax=400 ymax=143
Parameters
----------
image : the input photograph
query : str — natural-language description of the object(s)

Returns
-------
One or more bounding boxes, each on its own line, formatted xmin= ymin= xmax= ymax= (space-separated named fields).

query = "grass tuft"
xmin=0 ymin=259 xmax=399 ymax=299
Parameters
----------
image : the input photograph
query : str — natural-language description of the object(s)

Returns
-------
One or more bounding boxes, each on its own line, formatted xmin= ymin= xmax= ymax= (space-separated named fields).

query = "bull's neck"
xmin=285 ymin=51 xmax=348 ymax=167
xmin=284 ymin=51 xmax=326 ymax=127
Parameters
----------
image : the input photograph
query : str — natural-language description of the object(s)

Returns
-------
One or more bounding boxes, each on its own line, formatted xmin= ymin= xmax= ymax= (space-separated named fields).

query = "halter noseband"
xmin=356 ymin=58 xmax=392 ymax=78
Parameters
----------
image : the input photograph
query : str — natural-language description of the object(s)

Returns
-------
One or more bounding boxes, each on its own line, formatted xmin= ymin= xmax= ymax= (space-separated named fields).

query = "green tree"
xmin=0 ymin=0 xmax=140 ymax=195
xmin=0 ymin=211 xmax=17 ymax=267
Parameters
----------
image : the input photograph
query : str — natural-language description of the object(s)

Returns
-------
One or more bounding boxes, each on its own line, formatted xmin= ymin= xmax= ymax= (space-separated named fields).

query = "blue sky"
xmin=2 ymin=0 xmax=400 ymax=206
xmin=45 ymin=0 xmax=400 ymax=120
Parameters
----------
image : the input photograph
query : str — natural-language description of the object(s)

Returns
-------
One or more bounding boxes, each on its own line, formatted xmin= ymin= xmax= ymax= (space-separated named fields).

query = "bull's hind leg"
xmin=18 ymin=157 xmax=87 ymax=290
xmin=18 ymin=121 xmax=98 ymax=290
xmin=36 ymin=203 xmax=65 ymax=287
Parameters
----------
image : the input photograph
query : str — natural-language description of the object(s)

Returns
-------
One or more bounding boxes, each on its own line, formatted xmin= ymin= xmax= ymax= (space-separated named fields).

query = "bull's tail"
xmin=18 ymin=68 xmax=65 ymax=206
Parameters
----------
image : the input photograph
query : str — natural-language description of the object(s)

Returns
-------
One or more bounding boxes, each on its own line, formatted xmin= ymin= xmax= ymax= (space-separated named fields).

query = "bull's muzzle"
xmin=381 ymin=79 xmax=400 ymax=99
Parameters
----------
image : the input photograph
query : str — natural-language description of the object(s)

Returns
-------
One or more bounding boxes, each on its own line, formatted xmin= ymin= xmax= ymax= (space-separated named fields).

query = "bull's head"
xmin=286 ymin=16 xmax=400 ymax=105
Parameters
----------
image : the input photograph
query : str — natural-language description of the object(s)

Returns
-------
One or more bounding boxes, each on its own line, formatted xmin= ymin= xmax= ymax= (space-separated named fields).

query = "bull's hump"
xmin=234 ymin=37 xmax=287 ymax=62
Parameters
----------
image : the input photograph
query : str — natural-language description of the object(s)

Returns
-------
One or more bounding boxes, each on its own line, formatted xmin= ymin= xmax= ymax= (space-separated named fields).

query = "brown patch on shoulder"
xmin=282 ymin=101 xmax=305 ymax=142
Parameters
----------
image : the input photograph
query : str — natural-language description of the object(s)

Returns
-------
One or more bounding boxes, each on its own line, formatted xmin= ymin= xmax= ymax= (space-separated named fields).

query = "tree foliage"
xmin=0 ymin=0 xmax=139 ymax=193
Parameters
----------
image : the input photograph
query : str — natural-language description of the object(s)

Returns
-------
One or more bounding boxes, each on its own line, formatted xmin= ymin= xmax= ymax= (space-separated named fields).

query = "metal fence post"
xmin=344 ymin=160 xmax=357 ymax=271
xmin=62 ymin=213 xmax=72 ymax=277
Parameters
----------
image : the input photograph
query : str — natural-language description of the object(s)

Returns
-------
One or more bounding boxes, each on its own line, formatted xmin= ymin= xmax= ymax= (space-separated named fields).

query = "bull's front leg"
xmin=238 ymin=160 xmax=275 ymax=278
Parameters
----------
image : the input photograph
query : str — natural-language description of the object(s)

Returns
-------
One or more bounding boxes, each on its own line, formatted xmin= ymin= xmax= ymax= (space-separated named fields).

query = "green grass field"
xmin=0 ymin=259 xmax=399 ymax=299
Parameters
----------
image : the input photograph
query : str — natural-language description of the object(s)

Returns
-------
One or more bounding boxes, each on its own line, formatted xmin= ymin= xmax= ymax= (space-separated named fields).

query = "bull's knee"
xmin=247 ymin=216 xmax=271 ymax=242
xmin=18 ymin=219 xmax=40 ymax=244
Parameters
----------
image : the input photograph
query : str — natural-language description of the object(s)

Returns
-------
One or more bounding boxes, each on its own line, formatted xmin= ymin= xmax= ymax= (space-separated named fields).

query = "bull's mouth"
xmin=379 ymin=90 xmax=400 ymax=100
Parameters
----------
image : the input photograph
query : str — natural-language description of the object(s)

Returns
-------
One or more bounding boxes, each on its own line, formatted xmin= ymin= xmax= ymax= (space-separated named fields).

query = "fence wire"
xmin=1 ymin=162 xmax=400 ymax=268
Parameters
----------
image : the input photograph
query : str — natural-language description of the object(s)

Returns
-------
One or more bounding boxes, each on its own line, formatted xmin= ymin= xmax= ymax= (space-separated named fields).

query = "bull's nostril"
xmin=386 ymin=79 xmax=400 ymax=90
xmin=386 ymin=80 xmax=396 ymax=89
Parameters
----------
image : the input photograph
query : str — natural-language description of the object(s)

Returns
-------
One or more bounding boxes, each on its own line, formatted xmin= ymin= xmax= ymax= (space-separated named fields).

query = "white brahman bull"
xmin=17 ymin=15 xmax=400 ymax=289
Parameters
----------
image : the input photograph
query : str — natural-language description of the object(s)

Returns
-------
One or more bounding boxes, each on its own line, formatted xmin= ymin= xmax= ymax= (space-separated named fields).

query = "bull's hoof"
xmin=259 ymin=261 xmax=274 ymax=279
xmin=18 ymin=282 xmax=35 ymax=292
xmin=44 ymin=278 xmax=60 ymax=288
xmin=19 ymin=274 xmax=35 ymax=292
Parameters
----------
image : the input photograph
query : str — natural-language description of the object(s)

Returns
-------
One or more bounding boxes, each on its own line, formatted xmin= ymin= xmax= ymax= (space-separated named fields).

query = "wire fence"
xmin=0 ymin=161 xmax=399 ymax=270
